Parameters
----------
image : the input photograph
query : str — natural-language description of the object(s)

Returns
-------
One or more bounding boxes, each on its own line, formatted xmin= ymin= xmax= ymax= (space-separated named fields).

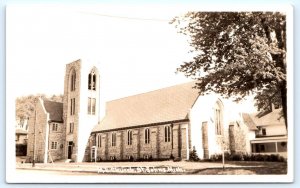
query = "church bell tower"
xmin=63 ymin=59 xmax=100 ymax=162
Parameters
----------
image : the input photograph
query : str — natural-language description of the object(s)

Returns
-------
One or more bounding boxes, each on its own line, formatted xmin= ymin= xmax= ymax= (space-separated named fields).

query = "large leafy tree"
xmin=16 ymin=94 xmax=63 ymax=127
xmin=171 ymin=12 xmax=287 ymax=128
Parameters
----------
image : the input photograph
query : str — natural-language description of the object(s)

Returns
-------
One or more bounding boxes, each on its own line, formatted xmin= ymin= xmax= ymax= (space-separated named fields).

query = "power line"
xmin=79 ymin=11 xmax=170 ymax=22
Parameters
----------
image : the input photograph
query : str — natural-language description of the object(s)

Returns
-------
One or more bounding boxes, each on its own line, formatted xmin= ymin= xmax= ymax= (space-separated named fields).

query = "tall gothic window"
xmin=88 ymin=71 xmax=96 ymax=91
xmin=145 ymin=128 xmax=150 ymax=144
xmin=69 ymin=122 xmax=74 ymax=133
xmin=88 ymin=97 xmax=96 ymax=115
xmin=97 ymin=134 xmax=101 ymax=148
xmin=70 ymin=98 xmax=75 ymax=115
xmin=70 ymin=70 xmax=76 ymax=91
xmin=164 ymin=126 xmax=171 ymax=142
xmin=214 ymin=101 xmax=223 ymax=135
xmin=127 ymin=130 xmax=133 ymax=145
xmin=111 ymin=133 xmax=116 ymax=147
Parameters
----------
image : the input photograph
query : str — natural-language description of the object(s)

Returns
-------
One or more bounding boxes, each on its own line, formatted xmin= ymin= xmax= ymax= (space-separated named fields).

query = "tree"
xmin=15 ymin=94 xmax=63 ymax=126
xmin=49 ymin=94 xmax=64 ymax=103
xmin=171 ymin=12 xmax=287 ymax=128
xmin=15 ymin=95 xmax=43 ymax=125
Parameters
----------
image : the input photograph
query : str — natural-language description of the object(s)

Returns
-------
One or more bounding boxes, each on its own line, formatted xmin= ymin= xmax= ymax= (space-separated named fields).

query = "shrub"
xmin=173 ymin=157 xmax=181 ymax=162
xmin=189 ymin=147 xmax=200 ymax=161
xmin=210 ymin=154 xmax=222 ymax=162
xmin=229 ymin=153 xmax=243 ymax=161
xmin=149 ymin=155 xmax=153 ymax=161
xmin=205 ymin=153 xmax=286 ymax=162
xmin=243 ymin=154 xmax=252 ymax=161
xmin=96 ymin=156 xmax=102 ymax=162
xmin=269 ymin=154 xmax=278 ymax=161
xmin=252 ymin=154 xmax=260 ymax=161
xmin=170 ymin=154 xmax=174 ymax=160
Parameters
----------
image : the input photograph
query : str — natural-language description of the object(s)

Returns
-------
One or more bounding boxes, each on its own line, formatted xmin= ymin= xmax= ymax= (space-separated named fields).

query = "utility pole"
xmin=32 ymin=99 xmax=37 ymax=167
xmin=222 ymin=139 xmax=225 ymax=171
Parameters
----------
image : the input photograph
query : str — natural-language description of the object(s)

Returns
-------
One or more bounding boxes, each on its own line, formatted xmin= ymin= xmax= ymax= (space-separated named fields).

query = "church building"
xmin=88 ymin=81 xmax=256 ymax=162
xmin=27 ymin=59 xmax=100 ymax=163
xmin=26 ymin=59 xmax=257 ymax=163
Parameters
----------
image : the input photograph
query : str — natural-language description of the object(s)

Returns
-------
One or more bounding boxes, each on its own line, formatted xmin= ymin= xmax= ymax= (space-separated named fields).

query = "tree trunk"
xmin=281 ymin=81 xmax=288 ymax=129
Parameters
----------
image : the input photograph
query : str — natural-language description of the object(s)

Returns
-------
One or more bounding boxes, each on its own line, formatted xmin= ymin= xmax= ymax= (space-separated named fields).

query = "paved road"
xmin=15 ymin=168 xmax=101 ymax=176
xmin=10 ymin=169 xmax=105 ymax=183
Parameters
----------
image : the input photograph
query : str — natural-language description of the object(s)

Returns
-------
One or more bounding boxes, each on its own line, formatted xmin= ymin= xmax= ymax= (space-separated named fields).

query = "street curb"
xmin=16 ymin=165 xmax=264 ymax=175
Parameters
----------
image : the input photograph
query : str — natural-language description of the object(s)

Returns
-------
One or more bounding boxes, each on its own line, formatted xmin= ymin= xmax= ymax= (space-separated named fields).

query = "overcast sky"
xmin=6 ymin=3 xmax=262 ymax=114
xmin=7 ymin=4 xmax=195 ymax=103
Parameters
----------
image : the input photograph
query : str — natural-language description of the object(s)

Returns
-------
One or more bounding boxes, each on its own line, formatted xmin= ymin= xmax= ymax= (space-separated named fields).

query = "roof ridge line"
xmin=107 ymin=81 xmax=196 ymax=104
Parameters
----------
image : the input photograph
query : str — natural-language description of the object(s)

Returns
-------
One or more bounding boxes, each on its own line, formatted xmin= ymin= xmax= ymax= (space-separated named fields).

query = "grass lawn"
xmin=191 ymin=161 xmax=287 ymax=175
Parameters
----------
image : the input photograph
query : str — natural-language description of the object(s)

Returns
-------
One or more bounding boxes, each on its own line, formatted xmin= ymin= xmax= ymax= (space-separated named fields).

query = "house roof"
xmin=250 ymin=135 xmax=287 ymax=143
xmin=250 ymin=108 xmax=285 ymax=127
xmin=43 ymin=100 xmax=64 ymax=122
xmin=92 ymin=81 xmax=200 ymax=132
xmin=242 ymin=113 xmax=258 ymax=131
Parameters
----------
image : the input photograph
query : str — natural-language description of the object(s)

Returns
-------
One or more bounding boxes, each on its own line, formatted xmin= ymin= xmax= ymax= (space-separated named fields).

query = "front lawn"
xmin=191 ymin=161 xmax=287 ymax=175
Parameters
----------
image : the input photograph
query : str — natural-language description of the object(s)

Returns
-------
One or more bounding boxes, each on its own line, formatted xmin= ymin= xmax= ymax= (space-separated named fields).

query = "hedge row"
xmin=206 ymin=153 xmax=286 ymax=162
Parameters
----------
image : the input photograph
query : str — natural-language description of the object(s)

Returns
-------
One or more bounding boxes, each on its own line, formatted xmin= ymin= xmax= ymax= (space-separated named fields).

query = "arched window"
xmin=145 ymin=128 xmax=150 ymax=144
xmin=87 ymin=68 xmax=97 ymax=115
xmin=164 ymin=126 xmax=171 ymax=142
xmin=70 ymin=69 xmax=76 ymax=91
xmin=127 ymin=130 xmax=133 ymax=145
xmin=111 ymin=133 xmax=116 ymax=147
xmin=96 ymin=134 xmax=101 ymax=148
xmin=88 ymin=70 xmax=97 ymax=91
xmin=214 ymin=100 xmax=223 ymax=135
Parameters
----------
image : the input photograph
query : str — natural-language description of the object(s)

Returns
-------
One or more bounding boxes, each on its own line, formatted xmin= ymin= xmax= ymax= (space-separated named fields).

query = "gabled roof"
xmin=92 ymin=82 xmax=199 ymax=132
xmin=43 ymin=100 xmax=63 ymax=122
xmin=242 ymin=113 xmax=258 ymax=131
xmin=250 ymin=108 xmax=285 ymax=127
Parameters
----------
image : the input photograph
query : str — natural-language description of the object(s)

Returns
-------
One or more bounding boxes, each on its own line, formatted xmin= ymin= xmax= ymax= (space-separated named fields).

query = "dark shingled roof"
xmin=43 ymin=100 xmax=63 ymax=122
xmin=92 ymin=82 xmax=199 ymax=132
xmin=242 ymin=113 xmax=258 ymax=131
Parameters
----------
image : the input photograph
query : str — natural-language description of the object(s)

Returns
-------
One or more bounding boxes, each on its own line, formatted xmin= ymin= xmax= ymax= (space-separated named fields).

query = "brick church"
xmin=26 ymin=59 xmax=256 ymax=163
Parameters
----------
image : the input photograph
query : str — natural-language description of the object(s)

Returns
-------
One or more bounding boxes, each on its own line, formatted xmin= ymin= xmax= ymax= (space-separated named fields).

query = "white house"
xmin=248 ymin=108 xmax=287 ymax=158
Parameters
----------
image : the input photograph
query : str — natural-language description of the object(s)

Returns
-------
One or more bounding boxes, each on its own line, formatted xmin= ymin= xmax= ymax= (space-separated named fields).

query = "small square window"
xmin=51 ymin=141 xmax=58 ymax=149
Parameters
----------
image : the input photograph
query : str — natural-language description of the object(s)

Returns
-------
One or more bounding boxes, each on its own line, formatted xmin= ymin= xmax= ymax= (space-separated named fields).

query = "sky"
xmin=6 ymin=4 xmax=194 ymax=103
xmin=6 ymin=3 xmax=278 ymax=114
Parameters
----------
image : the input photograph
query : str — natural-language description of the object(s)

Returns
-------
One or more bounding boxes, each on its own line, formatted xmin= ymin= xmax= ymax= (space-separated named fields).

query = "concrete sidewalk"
xmin=16 ymin=160 xmax=261 ymax=175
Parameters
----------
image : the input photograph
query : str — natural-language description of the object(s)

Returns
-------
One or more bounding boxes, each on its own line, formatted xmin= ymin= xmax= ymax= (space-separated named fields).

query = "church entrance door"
xmin=68 ymin=141 xmax=73 ymax=159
